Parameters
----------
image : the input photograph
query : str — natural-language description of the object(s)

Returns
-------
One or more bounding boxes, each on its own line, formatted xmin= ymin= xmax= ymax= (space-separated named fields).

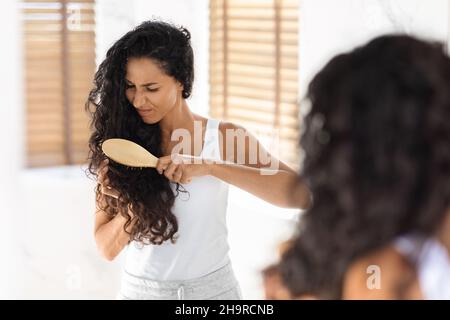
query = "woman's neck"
xmin=159 ymin=99 xmax=194 ymax=138
xmin=158 ymin=99 xmax=206 ymax=156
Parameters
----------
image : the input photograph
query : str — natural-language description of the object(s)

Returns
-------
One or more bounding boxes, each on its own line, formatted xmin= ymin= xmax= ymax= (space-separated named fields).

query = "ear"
xmin=177 ymin=81 xmax=184 ymax=92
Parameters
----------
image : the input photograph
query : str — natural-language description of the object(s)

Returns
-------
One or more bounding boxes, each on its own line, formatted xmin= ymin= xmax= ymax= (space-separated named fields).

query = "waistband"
xmin=120 ymin=262 xmax=238 ymax=299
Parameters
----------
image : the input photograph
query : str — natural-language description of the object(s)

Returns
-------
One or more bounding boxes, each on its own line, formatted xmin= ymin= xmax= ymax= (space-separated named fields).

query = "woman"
xmin=86 ymin=20 xmax=311 ymax=300
xmin=273 ymin=35 xmax=450 ymax=299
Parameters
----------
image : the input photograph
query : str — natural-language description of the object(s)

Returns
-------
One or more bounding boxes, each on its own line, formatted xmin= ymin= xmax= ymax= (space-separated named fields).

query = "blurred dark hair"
xmin=281 ymin=34 xmax=450 ymax=298
xmin=85 ymin=20 xmax=194 ymax=244
xmin=278 ymin=231 xmax=344 ymax=299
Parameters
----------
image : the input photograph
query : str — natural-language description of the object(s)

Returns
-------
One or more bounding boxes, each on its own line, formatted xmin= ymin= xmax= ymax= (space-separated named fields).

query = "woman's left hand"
xmin=156 ymin=154 xmax=213 ymax=184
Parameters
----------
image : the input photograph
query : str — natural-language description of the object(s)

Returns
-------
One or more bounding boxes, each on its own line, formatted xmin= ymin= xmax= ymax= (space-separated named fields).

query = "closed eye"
xmin=124 ymin=80 xmax=158 ymax=92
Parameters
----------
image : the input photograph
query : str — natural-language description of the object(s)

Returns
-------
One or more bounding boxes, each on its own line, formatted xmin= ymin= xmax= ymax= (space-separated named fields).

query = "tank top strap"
xmin=394 ymin=234 xmax=450 ymax=299
xmin=201 ymin=118 xmax=221 ymax=161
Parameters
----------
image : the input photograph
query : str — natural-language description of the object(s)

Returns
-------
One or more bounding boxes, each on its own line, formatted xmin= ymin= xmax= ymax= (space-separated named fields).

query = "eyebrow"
xmin=125 ymin=79 xmax=158 ymax=87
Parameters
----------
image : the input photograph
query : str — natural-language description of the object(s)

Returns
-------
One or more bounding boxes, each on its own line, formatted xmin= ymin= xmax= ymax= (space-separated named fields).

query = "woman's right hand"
xmin=97 ymin=159 xmax=120 ymax=199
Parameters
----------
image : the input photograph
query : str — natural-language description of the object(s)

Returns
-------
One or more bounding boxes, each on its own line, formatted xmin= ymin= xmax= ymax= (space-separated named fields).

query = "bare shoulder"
xmin=193 ymin=113 xmax=208 ymax=125
xmin=217 ymin=121 xmax=294 ymax=172
xmin=218 ymin=121 xmax=253 ymax=162
xmin=218 ymin=121 xmax=247 ymax=135
xmin=343 ymin=245 xmax=422 ymax=299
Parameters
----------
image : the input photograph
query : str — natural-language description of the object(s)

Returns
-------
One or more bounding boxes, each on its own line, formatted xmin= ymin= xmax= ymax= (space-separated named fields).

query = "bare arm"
xmin=94 ymin=200 xmax=134 ymax=261
xmin=94 ymin=161 xmax=135 ymax=261
xmin=156 ymin=122 xmax=312 ymax=209
xmin=209 ymin=162 xmax=309 ymax=208
xmin=212 ymin=122 xmax=311 ymax=209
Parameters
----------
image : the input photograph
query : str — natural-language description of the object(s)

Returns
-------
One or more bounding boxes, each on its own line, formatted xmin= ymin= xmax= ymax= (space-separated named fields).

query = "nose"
xmin=133 ymin=90 xmax=147 ymax=109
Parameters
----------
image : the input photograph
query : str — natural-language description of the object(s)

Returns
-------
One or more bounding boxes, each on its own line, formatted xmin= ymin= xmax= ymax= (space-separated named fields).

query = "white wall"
xmin=0 ymin=0 xmax=25 ymax=299
xmin=19 ymin=167 xmax=121 ymax=299
xmin=299 ymin=0 xmax=449 ymax=99
xmin=95 ymin=0 xmax=137 ymax=66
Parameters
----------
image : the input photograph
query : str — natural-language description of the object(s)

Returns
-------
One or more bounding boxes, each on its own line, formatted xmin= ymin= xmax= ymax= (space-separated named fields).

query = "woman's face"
xmin=125 ymin=57 xmax=183 ymax=124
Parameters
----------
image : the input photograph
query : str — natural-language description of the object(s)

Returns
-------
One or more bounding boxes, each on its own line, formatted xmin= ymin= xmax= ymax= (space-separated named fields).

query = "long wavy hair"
xmin=280 ymin=35 xmax=450 ymax=298
xmin=85 ymin=20 xmax=194 ymax=245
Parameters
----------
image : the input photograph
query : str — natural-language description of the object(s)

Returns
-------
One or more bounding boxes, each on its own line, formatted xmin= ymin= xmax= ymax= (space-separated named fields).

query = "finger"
xmin=157 ymin=155 xmax=172 ymax=165
xmin=98 ymin=169 xmax=109 ymax=185
xmin=156 ymin=156 xmax=172 ymax=174
xmin=98 ymin=171 xmax=105 ymax=184
xmin=157 ymin=162 xmax=170 ymax=175
xmin=98 ymin=162 xmax=109 ymax=176
xmin=98 ymin=159 xmax=109 ymax=174
xmin=102 ymin=187 xmax=119 ymax=199
xmin=109 ymin=189 xmax=120 ymax=199
xmin=164 ymin=162 xmax=178 ymax=181
xmin=171 ymin=153 xmax=183 ymax=165
xmin=180 ymin=176 xmax=192 ymax=184
xmin=99 ymin=175 xmax=112 ymax=193
xmin=104 ymin=178 xmax=112 ymax=189
xmin=172 ymin=165 xmax=183 ymax=183
xmin=179 ymin=154 xmax=196 ymax=165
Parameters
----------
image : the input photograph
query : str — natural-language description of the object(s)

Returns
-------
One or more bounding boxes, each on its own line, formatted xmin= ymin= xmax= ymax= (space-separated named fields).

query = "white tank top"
xmin=395 ymin=235 xmax=450 ymax=299
xmin=123 ymin=119 xmax=230 ymax=280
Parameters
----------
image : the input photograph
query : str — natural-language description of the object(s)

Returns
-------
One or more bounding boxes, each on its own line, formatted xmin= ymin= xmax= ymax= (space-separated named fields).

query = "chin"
xmin=141 ymin=116 xmax=161 ymax=125
xmin=142 ymin=119 xmax=158 ymax=124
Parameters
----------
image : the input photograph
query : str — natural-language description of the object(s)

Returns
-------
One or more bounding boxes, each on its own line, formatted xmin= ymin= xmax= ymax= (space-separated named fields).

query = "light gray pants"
xmin=117 ymin=263 xmax=242 ymax=300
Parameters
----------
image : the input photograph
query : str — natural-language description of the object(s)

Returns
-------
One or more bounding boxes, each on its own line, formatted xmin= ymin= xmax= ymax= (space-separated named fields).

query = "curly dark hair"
xmin=280 ymin=35 xmax=450 ymax=298
xmin=85 ymin=20 xmax=194 ymax=245
xmin=277 ymin=231 xmax=345 ymax=299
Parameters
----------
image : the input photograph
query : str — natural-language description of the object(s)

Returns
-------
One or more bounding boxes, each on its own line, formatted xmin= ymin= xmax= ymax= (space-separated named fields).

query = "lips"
xmin=138 ymin=109 xmax=155 ymax=117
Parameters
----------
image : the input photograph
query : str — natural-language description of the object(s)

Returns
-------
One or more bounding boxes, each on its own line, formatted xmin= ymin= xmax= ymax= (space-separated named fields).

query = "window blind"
xmin=22 ymin=0 xmax=96 ymax=167
xmin=209 ymin=0 xmax=300 ymax=168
